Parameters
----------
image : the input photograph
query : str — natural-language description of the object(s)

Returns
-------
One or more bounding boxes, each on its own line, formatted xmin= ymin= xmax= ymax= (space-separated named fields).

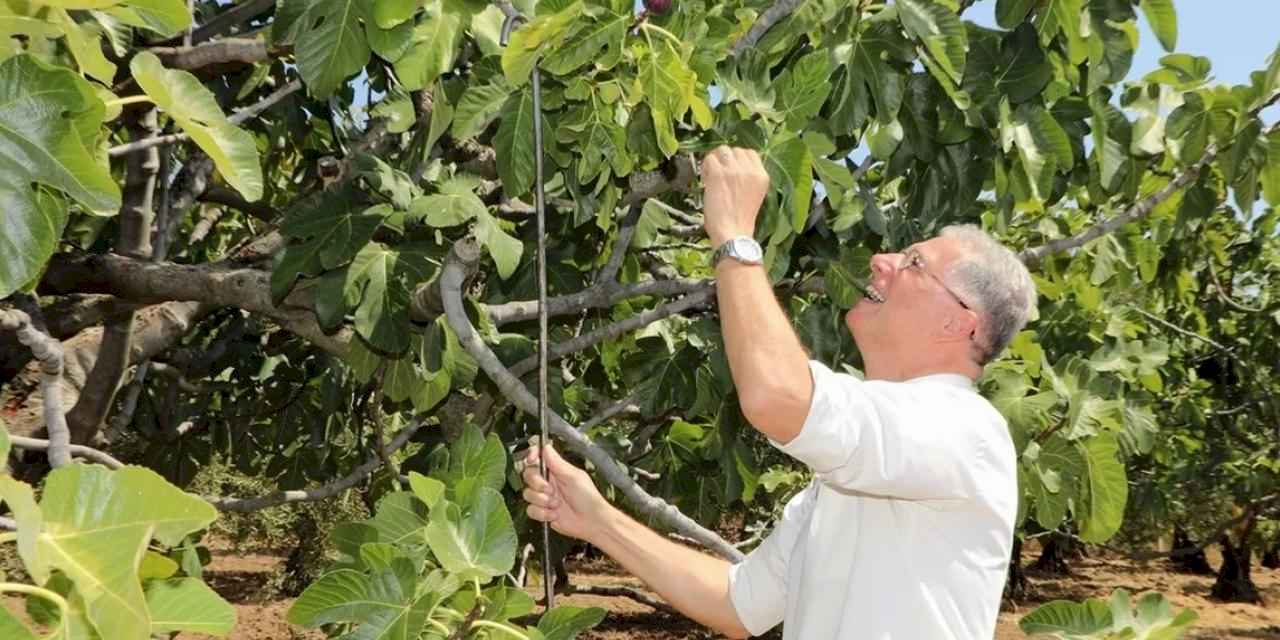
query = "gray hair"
xmin=939 ymin=224 xmax=1037 ymax=364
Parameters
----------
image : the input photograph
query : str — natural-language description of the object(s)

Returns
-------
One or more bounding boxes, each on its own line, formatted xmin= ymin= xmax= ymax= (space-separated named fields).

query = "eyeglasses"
xmin=899 ymin=247 xmax=971 ymax=311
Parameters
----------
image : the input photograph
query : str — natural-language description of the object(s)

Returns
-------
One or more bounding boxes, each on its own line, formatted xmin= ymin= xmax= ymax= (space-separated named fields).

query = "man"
xmin=520 ymin=146 xmax=1037 ymax=638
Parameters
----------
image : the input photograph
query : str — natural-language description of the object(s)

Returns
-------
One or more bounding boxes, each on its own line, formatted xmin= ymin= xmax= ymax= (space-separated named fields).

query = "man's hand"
xmin=520 ymin=440 xmax=611 ymax=543
xmin=702 ymin=146 xmax=770 ymax=248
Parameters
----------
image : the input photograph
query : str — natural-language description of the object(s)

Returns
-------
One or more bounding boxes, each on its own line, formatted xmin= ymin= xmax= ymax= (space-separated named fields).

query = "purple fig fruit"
xmin=644 ymin=0 xmax=672 ymax=15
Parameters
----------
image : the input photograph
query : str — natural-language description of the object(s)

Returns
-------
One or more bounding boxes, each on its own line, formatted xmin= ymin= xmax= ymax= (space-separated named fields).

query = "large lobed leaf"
xmin=425 ymin=487 xmax=517 ymax=582
xmin=0 ymin=55 xmax=118 ymax=298
xmin=130 ymin=52 xmax=263 ymax=201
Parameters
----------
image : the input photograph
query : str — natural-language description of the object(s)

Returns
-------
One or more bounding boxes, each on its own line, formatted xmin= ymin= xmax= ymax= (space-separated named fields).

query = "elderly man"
xmin=520 ymin=146 xmax=1037 ymax=638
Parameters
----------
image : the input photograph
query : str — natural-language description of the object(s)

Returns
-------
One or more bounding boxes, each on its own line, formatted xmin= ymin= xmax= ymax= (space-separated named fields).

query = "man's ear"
xmin=940 ymin=308 xmax=978 ymax=343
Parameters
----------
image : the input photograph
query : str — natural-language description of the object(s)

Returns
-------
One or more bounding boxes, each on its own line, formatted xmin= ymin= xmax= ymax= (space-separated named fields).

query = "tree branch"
xmin=1207 ymin=260 xmax=1266 ymax=313
xmin=507 ymin=288 xmax=714 ymax=378
xmin=7 ymin=435 xmax=124 ymax=469
xmin=0 ymin=310 xmax=71 ymax=468
xmin=484 ymin=278 xmax=713 ymax=327
xmin=1019 ymin=149 xmax=1217 ymax=265
xmin=67 ymin=110 xmax=160 ymax=444
xmin=187 ymin=0 xmax=275 ymax=44
xmin=199 ymin=185 xmax=277 ymax=222
xmin=206 ymin=419 xmax=424 ymax=512
xmin=580 ymin=393 xmax=641 ymax=431
xmin=1020 ymin=95 xmax=1280 ymax=265
xmin=40 ymin=253 xmax=350 ymax=357
xmin=439 ymin=238 xmax=742 ymax=562
xmin=728 ymin=0 xmax=808 ymax=56
xmin=148 ymin=37 xmax=271 ymax=71
xmin=596 ymin=205 xmax=642 ymax=285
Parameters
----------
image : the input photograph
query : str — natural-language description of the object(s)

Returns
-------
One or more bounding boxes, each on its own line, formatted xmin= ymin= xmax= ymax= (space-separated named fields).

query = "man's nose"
xmin=869 ymin=253 xmax=901 ymax=279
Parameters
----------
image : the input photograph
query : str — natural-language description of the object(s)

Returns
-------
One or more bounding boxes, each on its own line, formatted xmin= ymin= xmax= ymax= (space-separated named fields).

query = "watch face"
xmin=733 ymin=238 xmax=763 ymax=262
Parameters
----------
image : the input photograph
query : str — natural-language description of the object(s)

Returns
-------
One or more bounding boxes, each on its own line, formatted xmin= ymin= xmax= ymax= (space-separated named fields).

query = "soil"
xmin=183 ymin=545 xmax=1280 ymax=639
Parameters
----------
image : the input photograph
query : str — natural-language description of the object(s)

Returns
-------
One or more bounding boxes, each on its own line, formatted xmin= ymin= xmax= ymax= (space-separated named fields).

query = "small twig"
xmin=207 ymin=419 xmax=424 ymax=511
xmin=580 ymin=393 xmax=642 ymax=431
xmin=1207 ymin=261 xmax=1266 ymax=313
xmin=507 ymin=288 xmax=715 ymax=378
xmin=109 ymin=80 xmax=303 ymax=158
xmin=597 ymin=205 xmax=642 ymax=285
xmin=7 ymin=436 xmax=125 ymax=469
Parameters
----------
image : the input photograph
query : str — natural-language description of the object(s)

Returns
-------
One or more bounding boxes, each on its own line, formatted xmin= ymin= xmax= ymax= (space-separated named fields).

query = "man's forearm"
xmin=589 ymin=505 xmax=749 ymax=638
xmin=715 ymin=259 xmax=813 ymax=443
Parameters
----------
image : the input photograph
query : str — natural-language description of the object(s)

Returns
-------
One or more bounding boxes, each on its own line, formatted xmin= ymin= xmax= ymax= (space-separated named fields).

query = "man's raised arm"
xmin=702 ymin=146 xmax=814 ymax=444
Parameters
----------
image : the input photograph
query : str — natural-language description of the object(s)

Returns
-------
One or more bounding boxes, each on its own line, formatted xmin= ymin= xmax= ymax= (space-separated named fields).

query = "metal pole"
xmin=501 ymin=12 xmax=555 ymax=610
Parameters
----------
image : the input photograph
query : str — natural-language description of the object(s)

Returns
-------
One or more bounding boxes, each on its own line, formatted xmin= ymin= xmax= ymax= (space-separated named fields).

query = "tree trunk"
xmin=1170 ymin=525 xmax=1215 ymax=575
xmin=1030 ymin=533 xmax=1072 ymax=576
xmin=1211 ymin=535 xmax=1263 ymax=603
xmin=1004 ymin=537 xmax=1028 ymax=603
xmin=64 ymin=109 xmax=160 ymax=444
xmin=1262 ymin=544 xmax=1279 ymax=570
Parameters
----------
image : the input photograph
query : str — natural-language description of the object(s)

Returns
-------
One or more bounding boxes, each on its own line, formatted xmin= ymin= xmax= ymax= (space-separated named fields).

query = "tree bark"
xmin=1029 ymin=533 xmax=1072 ymax=576
xmin=39 ymin=253 xmax=350 ymax=357
xmin=1211 ymin=535 xmax=1263 ymax=603
xmin=65 ymin=110 xmax=160 ymax=443
xmin=1262 ymin=544 xmax=1279 ymax=570
xmin=1004 ymin=536 xmax=1028 ymax=603
xmin=1170 ymin=525 xmax=1215 ymax=574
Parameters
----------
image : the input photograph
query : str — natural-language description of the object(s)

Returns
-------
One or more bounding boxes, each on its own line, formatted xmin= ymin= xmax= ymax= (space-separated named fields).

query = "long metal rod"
xmin=501 ymin=12 xmax=555 ymax=609
xmin=531 ymin=64 xmax=555 ymax=611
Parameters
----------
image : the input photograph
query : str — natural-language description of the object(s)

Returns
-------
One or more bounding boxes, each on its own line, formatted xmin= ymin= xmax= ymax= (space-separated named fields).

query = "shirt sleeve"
xmin=727 ymin=482 xmax=815 ymax=636
xmin=770 ymin=360 xmax=979 ymax=501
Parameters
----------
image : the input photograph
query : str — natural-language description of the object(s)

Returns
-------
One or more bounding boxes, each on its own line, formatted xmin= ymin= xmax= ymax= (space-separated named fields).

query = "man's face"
xmin=845 ymin=236 xmax=976 ymax=360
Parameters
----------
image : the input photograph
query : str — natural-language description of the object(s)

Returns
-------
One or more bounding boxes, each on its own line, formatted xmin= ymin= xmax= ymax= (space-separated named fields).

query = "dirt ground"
xmin=185 ymin=546 xmax=1280 ymax=639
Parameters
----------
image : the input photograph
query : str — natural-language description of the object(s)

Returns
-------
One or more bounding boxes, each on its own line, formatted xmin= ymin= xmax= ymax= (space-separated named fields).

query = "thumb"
xmin=540 ymin=441 xmax=577 ymax=476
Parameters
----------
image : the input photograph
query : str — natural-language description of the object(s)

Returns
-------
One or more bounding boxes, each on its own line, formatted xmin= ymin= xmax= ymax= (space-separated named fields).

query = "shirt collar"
xmin=904 ymin=373 xmax=976 ymax=391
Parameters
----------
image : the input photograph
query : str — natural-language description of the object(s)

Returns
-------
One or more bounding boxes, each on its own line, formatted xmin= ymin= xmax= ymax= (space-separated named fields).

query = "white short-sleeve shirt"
xmin=728 ymin=360 xmax=1018 ymax=639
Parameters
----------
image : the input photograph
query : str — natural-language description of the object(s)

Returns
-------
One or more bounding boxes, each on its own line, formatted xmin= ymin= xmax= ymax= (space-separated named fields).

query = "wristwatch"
xmin=711 ymin=236 xmax=764 ymax=266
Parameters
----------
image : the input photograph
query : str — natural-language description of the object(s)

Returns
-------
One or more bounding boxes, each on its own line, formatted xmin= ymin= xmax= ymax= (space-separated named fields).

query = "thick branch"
xmin=207 ymin=419 xmax=423 ymax=511
xmin=508 ymin=288 xmax=714 ymax=378
xmin=188 ymin=0 xmax=275 ymax=44
xmin=7 ymin=435 xmax=124 ymax=469
xmin=485 ymin=278 xmax=712 ymax=327
xmin=728 ymin=0 xmax=808 ymax=56
xmin=41 ymin=253 xmax=349 ymax=357
xmin=0 ymin=310 xmax=71 ymax=467
xmin=148 ymin=37 xmax=271 ymax=71
xmin=439 ymin=238 xmax=742 ymax=562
